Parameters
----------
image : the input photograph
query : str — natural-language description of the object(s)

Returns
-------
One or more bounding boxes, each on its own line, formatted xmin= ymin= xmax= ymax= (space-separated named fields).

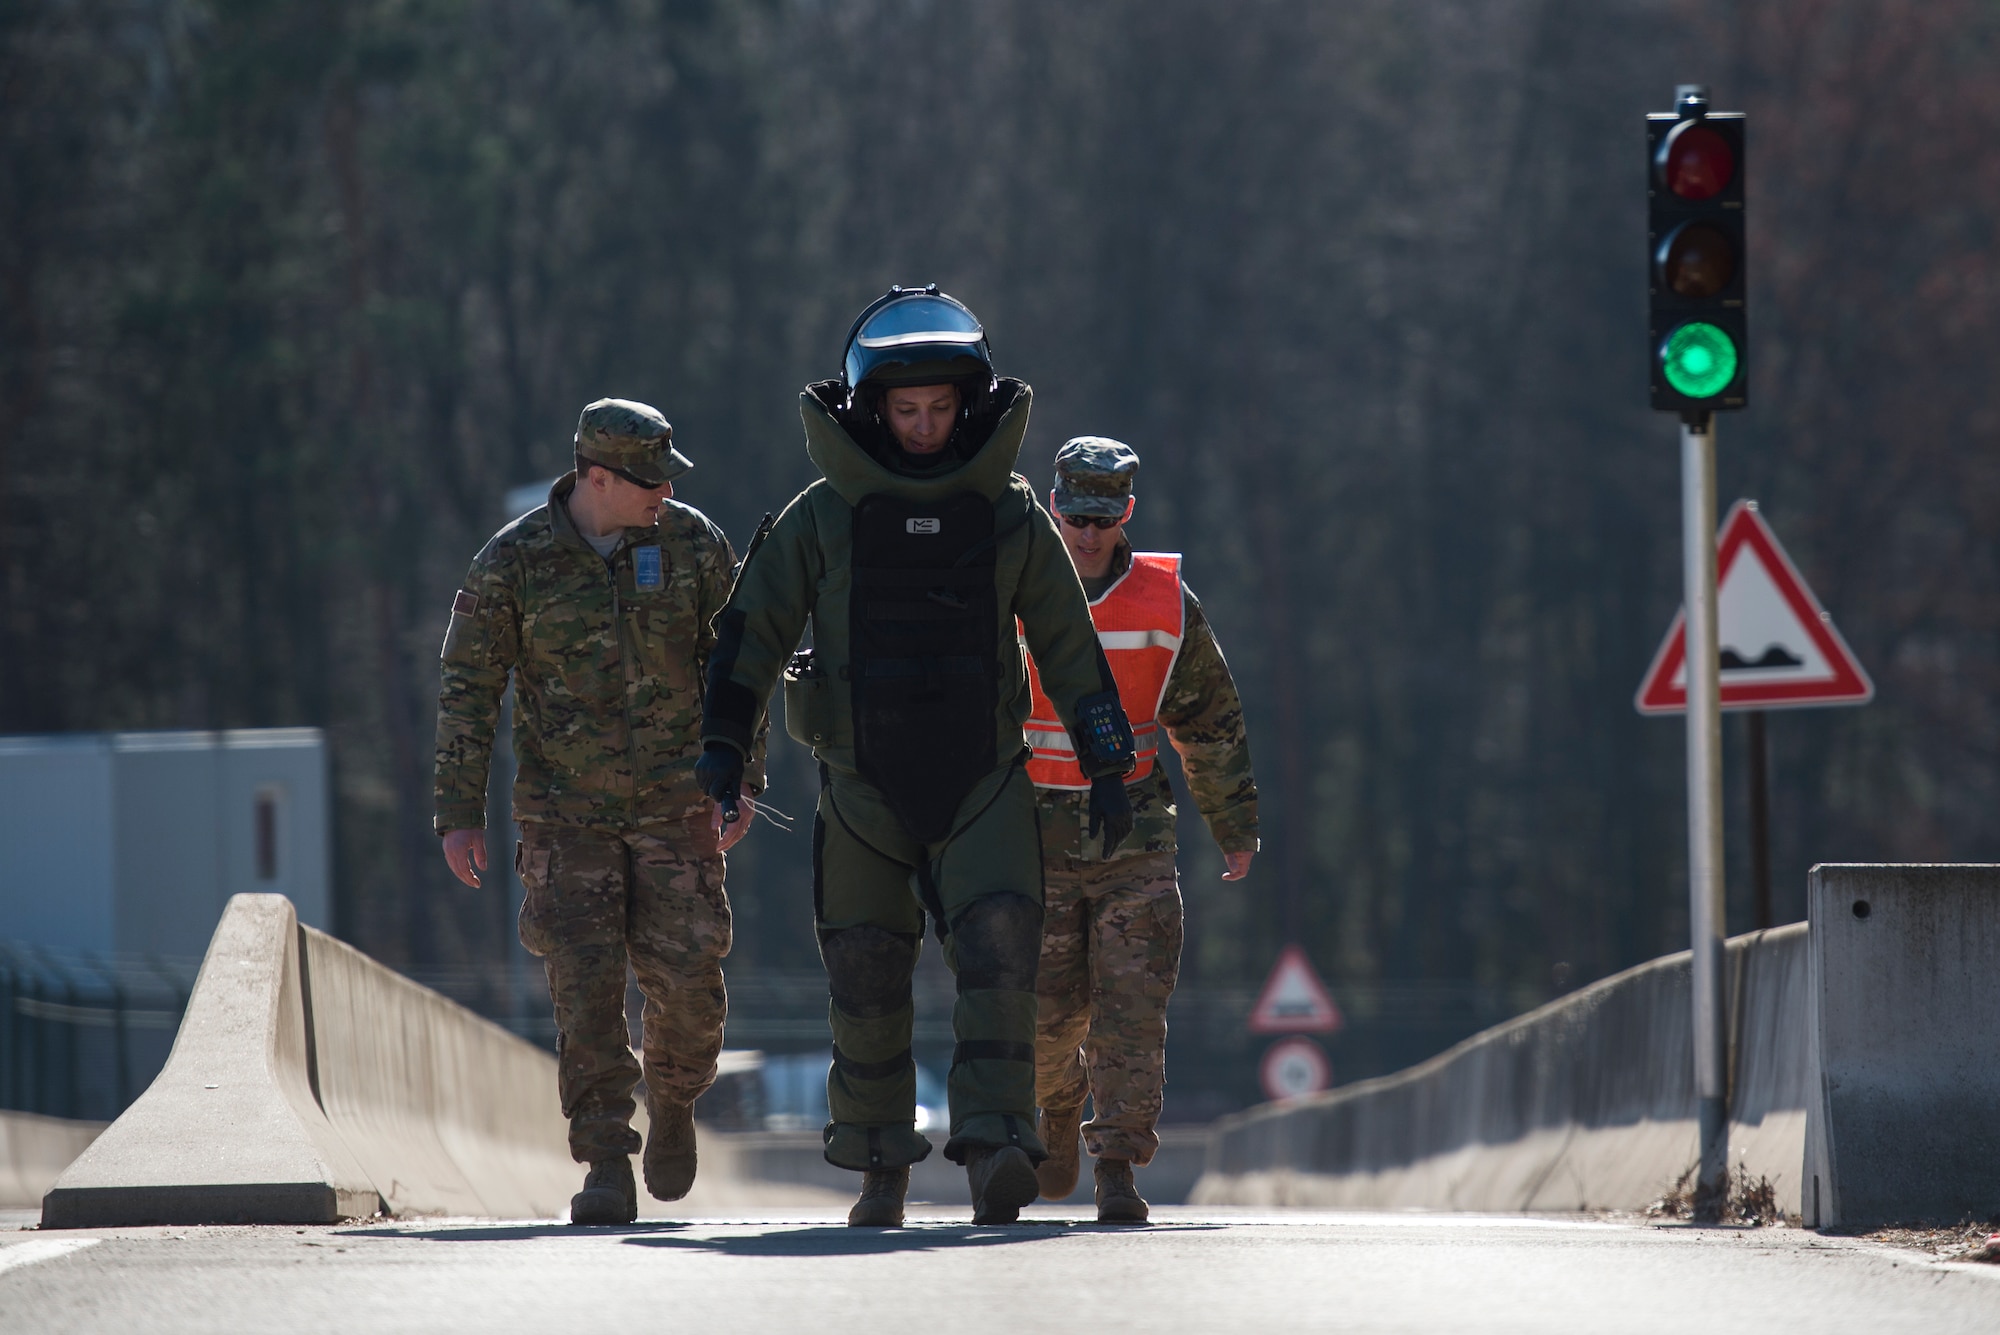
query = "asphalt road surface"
xmin=3 ymin=1206 xmax=1996 ymax=1333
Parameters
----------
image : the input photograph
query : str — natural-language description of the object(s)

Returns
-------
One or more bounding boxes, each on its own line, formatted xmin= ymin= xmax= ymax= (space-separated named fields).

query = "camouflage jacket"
xmin=434 ymin=474 xmax=763 ymax=833
xmin=1037 ymin=543 xmax=1259 ymax=863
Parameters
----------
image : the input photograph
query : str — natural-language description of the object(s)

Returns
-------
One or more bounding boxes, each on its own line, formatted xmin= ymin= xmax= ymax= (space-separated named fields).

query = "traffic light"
xmin=1648 ymin=85 xmax=1746 ymax=416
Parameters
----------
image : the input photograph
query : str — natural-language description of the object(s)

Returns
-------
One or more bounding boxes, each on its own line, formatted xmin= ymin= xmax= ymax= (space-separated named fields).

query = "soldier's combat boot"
xmin=570 ymin=1157 xmax=638 ymax=1226
xmin=966 ymin=1145 xmax=1040 ymax=1225
xmin=643 ymin=1095 xmax=698 ymax=1202
xmin=1036 ymin=1106 xmax=1083 ymax=1199
xmin=847 ymin=1167 xmax=910 ymax=1227
xmin=1094 ymin=1158 xmax=1149 ymax=1224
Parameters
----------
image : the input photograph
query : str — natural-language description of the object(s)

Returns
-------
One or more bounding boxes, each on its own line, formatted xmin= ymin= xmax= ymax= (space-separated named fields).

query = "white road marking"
xmin=0 ymin=1239 xmax=100 ymax=1277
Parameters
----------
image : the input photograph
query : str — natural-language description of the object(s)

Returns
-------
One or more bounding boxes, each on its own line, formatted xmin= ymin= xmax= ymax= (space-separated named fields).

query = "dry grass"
xmin=1863 ymin=1223 xmax=2000 ymax=1263
xmin=1646 ymin=1164 xmax=1789 ymax=1226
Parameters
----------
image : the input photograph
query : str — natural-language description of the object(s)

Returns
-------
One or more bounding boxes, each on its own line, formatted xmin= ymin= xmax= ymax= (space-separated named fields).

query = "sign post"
xmin=1636 ymin=496 xmax=1873 ymax=1217
xmin=1747 ymin=710 xmax=1771 ymax=928
xmin=1680 ymin=416 xmax=1730 ymax=1222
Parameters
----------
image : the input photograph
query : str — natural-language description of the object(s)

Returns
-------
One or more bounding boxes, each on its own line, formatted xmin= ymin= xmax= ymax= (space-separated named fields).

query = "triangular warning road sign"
xmin=1636 ymin=501 xmax=1873 ymax=715
xmin=1248 ymin=946 xmax=1343 ymax=1035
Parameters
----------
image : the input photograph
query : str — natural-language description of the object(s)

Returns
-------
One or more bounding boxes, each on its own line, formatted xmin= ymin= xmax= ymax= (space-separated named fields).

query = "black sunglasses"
xmin=1060 ymin=512 xmax=1122 ymax=530
xmin=588 ymin=460 xmax=668 ymax=491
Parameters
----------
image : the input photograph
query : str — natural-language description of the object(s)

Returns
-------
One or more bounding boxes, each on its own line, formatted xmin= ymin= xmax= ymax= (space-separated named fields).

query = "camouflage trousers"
xmin=516 ymin=816 xmax=731 ymax=1163
xmin=1034 ymin=847 xmax=1184 ymax=1166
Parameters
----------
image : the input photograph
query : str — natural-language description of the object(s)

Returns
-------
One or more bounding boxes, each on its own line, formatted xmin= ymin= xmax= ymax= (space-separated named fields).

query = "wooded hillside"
xmin=6 ymin=0 xmax=1997 ymax=1083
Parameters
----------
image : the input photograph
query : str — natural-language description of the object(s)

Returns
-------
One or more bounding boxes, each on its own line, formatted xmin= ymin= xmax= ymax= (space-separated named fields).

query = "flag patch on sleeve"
xmin=452 ymin=590 xmax=479 ymax=616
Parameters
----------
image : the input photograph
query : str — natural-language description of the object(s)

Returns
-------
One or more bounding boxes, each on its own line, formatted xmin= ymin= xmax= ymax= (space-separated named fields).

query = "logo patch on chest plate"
xmin=905 ymin=518 xmax=941 ymax=535
xmin=634 ymin=545 xmax=663 ymax=590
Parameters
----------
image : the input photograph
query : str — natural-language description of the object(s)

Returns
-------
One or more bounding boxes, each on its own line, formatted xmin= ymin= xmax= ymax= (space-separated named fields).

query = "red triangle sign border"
xmin=1635 ymin=501 xmax=1873 ymax=715
xmin=1248 ymin=945 xmax=1343 ymax=1035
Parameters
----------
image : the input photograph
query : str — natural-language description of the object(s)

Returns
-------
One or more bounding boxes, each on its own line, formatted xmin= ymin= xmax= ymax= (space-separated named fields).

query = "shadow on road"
xmin=339 ymin=1223 xmax=696 ymax=1243
xmin=624 ymin=1221 xmax=1222 ymax=1257
xmin=335 ymin=1219 xmax=1225 ymax=1254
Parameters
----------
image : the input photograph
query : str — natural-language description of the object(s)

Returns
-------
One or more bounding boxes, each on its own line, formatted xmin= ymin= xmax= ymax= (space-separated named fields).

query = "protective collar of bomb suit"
xmin=800 ymin=378 xmax=1032 ymax=508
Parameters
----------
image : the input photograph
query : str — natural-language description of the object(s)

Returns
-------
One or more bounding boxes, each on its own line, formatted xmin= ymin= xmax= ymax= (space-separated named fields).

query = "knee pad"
xmin=951 ymin=893 xmax=1043 ymax=992
xmin=819 ymin=925 xmax=918 ymax=1018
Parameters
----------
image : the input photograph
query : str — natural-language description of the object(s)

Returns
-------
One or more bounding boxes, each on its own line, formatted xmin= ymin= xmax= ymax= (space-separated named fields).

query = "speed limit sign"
xmin=1259 ymin=1036 xmax=1332 ymax=1101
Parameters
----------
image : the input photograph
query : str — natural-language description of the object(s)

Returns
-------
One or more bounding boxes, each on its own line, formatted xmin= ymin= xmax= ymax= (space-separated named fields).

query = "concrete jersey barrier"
xmin=295 ymin=922 xmax=582 ymax=1218
xmin=1194 ymin=925 xmax=1811 ymax=1214
xmin=1 ymin=1111 xmax=105 ymax=1209
xmin=1803 ymin=864 xmax=2000 ymax=1228
xmin=42 ymin=896 xmax=382 ymax=1226
xmin=42 ymin=894 xmax=598 ymax=1224
xmin=41 ymin=894 xmax=845 ymax=1226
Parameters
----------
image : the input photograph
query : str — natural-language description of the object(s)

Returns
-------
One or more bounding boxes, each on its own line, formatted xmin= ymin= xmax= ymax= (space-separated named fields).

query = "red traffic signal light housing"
xmin=1649 ymin=86 xmax=1746 ymax=418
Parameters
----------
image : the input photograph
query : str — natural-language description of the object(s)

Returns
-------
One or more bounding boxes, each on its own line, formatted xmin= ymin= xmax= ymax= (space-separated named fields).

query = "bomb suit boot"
xmin=967 ymin=1143 xmax=1042 ymax=1225
xmin=848 ymin=1167 xmax=910 ymax=1227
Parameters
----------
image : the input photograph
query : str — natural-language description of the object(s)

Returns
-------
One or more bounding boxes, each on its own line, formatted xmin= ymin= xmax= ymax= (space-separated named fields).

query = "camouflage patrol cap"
xmin=1050 ymin=437 xmax=1140 ymax=517
xmin=574 ymin=398 xmax=693 ymax=487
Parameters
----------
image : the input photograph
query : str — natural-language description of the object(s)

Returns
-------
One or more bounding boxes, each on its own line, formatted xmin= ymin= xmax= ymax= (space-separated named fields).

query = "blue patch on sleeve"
xmin=634 ymin=545 xmax=663 ymax=590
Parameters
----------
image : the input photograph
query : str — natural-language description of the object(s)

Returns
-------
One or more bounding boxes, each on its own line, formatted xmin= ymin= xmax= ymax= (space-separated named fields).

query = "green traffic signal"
xmin=1647 ymin=91 xmax=1746 ymax=413
xmin=1659 ymin=321 xmax=1738 ymax=399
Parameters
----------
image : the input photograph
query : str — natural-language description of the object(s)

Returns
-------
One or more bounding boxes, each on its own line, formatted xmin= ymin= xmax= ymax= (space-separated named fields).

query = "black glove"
xmin=1087 ymin=772 xmax=1135 ymax=859
xmin=694 ymin=741 xmax=745 ymax=823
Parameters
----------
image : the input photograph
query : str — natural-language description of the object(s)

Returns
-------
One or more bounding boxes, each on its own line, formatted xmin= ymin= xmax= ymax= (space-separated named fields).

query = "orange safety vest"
xmin=1023 ymin=552 xmax=1184 ymax=791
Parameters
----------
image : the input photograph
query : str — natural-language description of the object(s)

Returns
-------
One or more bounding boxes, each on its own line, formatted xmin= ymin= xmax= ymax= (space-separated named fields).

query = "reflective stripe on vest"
xmin=1023 ymin=552 xmax=1184 ymax=791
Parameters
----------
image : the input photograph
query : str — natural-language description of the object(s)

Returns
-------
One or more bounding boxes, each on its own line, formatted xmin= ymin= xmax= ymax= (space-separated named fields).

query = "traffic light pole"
xmin=1680 ymin=410 xmax=1730 ymax=1221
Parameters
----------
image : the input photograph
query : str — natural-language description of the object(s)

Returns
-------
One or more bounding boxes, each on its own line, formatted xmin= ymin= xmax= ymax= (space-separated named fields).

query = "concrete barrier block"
xmin=1803 ymin=864 xmax=2000 ymax=1228
xmin=0 ymin=1112 xmax=104 ymax=1209
xmin=41 ymin=895 xmax=381 ymax=1226
xmin=38 ymin=893 xmax=852 ymax=1225
xmin=1194 ymin=924 xmax=1812 ymax=1213
xmin=298 ymin=927 xmax=523 ymax=1217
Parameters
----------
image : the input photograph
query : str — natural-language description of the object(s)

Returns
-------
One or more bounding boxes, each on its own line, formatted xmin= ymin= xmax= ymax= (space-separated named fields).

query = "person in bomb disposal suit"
xmin=435 ymin=399 xmax=763 ymax=1226
xmin=1025 ymin=437 xmax=1258 ymax=1223
xmin=695 ymin=286 xmax=1139 ymax=1227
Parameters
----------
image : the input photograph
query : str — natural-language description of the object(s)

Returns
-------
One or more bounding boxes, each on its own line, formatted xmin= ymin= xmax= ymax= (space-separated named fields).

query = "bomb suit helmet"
xmin=842 ymin=285 xmax=995 ymax=407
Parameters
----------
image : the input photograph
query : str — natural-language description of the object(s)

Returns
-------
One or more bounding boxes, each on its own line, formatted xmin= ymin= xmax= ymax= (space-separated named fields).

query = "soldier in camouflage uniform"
xmin=1023 ymin=437 xmax=1258 ymax=1223
xmin=434 ymin=399 xmax=763 ymax=1226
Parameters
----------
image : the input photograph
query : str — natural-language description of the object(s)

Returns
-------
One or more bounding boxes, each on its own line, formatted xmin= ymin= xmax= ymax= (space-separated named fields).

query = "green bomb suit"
xmin=702 ymin=379 xmax=1125 ymax=1172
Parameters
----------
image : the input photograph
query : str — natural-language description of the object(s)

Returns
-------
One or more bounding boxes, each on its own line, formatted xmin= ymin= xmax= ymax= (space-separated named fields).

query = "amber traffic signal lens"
xmin=1658 ymin=121 xmax=1735 ymax=200
xmin=1656 ymin=221 xmax=1737 ymax=299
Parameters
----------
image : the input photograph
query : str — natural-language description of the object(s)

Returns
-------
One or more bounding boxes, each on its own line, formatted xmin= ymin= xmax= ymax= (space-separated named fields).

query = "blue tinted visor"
xmin=852 ymin=295 xmax=984 ymax=351
xmin=843 ymin=290 xmax=990 ymax=389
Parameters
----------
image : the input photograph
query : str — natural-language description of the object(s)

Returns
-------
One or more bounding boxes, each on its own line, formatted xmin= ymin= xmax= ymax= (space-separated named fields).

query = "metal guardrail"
xmin=0 ymin=943 xmax=200 ymax=1121
xmin=449 ymin=964 xmax=1516 ymax=1121
xmin=3 ymin=936 xmax=1519 ymax=1127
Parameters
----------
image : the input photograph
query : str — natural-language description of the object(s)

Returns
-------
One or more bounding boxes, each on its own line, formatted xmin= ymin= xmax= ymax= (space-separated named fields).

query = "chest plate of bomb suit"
xmin=848 ymin=491 xmax=1001 ymax=842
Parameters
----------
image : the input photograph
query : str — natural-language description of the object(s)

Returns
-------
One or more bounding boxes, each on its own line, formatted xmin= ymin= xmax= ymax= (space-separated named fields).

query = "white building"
xmin=0 ymin=729 xmax=330 ymax=960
